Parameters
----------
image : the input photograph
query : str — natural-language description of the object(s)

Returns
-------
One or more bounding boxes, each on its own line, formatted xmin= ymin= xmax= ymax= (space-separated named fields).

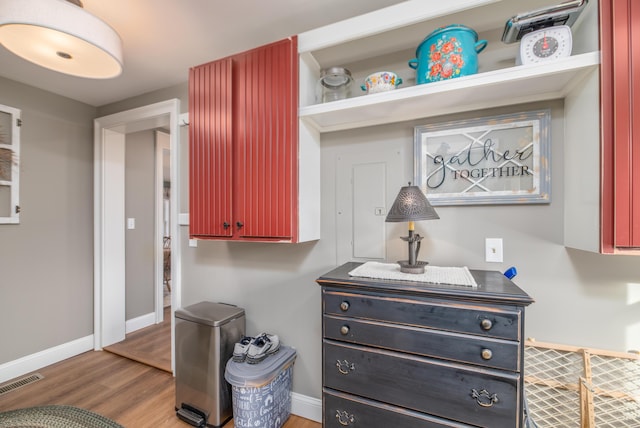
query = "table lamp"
xmin=386 ymin=183 xmax=439 ymax=273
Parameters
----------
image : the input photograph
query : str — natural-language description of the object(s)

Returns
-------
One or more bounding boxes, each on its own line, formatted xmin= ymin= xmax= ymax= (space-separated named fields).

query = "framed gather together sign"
xmin=414 ymin=109 xmax=551 ymax=206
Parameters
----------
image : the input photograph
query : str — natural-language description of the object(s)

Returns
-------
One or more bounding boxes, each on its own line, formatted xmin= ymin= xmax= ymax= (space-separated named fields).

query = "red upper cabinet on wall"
xmin=189 ymin=36 xmax=314 ymax=243
xmin=189 ymin=57 xmax=233 ymax=238
xmin=600 ymin=0 xmax=640 ymax=252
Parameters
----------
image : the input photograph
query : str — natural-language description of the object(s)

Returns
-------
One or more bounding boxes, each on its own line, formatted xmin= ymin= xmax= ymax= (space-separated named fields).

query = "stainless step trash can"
xmin=175 ymin=302 xmax=245 ymax=428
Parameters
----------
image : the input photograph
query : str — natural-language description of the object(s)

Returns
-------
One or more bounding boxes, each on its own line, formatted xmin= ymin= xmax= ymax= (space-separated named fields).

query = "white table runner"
xmin=349 ymin=261 xmax=478 ymax=287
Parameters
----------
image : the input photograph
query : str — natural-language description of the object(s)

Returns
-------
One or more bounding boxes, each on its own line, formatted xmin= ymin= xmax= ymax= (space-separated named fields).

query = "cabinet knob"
xmin=340 ymin=325 xmax=350 ymax=335
xmin=480 ymin=318 xmax=493 ymax=331
xmin=340 ymin=301 xmax=350 ymax=311
xmin=335 ymin=410 xmax=355 ymax=426
xmin=236 ymin=221 xmax=244 ymax=229
xmin=481 ymin=348 xmax=493 ymax=360
xmin=223 ymin=222 xmax=230 ymax=229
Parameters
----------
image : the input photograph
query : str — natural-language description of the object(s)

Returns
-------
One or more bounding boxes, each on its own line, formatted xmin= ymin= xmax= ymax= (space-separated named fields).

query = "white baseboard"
xmin=125 ymin=312 xmax=156 ymax=334
xmin=291 ymin=392 xmax=322 ymax=423
xmin=0 ymin=335 xmax=94 ymax=384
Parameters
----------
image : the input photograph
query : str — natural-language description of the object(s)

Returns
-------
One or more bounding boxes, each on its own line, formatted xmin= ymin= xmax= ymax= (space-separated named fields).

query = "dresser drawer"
xmin=324 ymin=388 xmax=473 ymax=428
xmin=324 ymin=290 xmax=521 ymax=341
xmin=324 ymin=340 xmax=520 ymax=428
xmin=324 ymin=315 xmax=520 ymax=371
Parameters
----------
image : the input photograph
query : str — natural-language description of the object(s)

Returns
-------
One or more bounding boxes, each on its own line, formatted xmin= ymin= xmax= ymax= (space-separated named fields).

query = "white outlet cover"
xmin=485 ymin=238 xmax=503 ymax=263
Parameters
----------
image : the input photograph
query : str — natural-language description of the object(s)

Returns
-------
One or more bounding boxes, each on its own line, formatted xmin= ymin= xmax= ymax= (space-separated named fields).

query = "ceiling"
xmin=0 ymin=0 xmax=406 ymax=107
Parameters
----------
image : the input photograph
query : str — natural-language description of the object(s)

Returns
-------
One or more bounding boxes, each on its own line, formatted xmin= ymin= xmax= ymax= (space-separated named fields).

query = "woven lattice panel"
xmin=589 ymin=354 xmax=640 ymax=427
xmin=524 ymin=341 xmax=640 ymax=428
xmin=525 ymin=345 xmax=582 ymax=426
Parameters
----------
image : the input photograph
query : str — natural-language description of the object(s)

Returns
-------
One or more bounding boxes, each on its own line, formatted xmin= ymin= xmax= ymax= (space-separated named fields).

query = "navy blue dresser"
xmin=317 ymin=262 xmax=534 ymax=428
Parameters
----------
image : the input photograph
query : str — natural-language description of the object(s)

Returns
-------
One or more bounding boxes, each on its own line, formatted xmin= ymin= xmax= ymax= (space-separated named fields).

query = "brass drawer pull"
xmin=340 ymin=301 xmax=350 ymax=311
xmin=481 ymin=348 xmax=493 ymax=360
xmin=471 ymin=388 xmax=499 ymax=407
xmin=336 ymin=410 xmax=355 ymax=426
xmin=480 ymin=318 xmax=493 ymax=331
xmin=340 ymin=325 xmax=350 ymax=335
xmin=336 ymin=359 xmax=355 ymax=375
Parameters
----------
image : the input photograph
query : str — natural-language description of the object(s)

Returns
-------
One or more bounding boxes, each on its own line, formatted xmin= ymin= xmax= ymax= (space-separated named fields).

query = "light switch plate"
xmin=127 ymin=218 xmax=135 ymax=230
xmin=485 ymin=238 xmax=503 ymax=263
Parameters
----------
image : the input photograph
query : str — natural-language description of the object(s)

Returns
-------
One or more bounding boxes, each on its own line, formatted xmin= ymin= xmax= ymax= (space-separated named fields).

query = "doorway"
xmin=94 ymin=99 xmax=181 ymax=373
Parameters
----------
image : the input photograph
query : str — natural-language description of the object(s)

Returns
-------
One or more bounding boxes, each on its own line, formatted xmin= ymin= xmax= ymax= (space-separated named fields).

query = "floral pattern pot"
xmin=361 ymin=71 xmax=403 ymax=94
xmin=409 ymin=24 xmax=487 ymax=84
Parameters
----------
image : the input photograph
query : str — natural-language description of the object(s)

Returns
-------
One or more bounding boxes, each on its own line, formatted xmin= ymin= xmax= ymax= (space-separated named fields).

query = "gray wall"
xmin=97 ymin=83 xmax=188 ymax=118
xmin=0 ymin=76 xmax=95 ymax=364
xmin=125 ymin=130 xmax=156 ymax=320
xmin=99 ymin=85 xmax=640 ymax=401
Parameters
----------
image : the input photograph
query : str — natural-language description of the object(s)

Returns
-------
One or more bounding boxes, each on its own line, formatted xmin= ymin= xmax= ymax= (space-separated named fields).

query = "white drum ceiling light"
xmin=0 ymin=0 xmax=123 ymax=79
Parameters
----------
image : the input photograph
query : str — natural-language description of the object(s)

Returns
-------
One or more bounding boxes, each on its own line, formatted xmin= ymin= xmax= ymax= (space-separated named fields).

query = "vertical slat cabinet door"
xmin=189 ymin=58 xmax=234 ymax=238
xmin=601 ymin=0 xmax=640 ymax=250
xmin=611 ymin=0 xmax=633 ymax=248
xmin=630 ymin=0 xmax=640 ymax=246
xmin=600 ymin=0 xmax=615 ymax=253
xmin=233 ymin=37 xmax=298 ymax=241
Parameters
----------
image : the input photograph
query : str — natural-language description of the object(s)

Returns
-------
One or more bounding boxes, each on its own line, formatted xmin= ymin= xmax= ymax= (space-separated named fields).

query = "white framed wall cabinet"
xmin=0 ymin=104 xmax=21 ymax=224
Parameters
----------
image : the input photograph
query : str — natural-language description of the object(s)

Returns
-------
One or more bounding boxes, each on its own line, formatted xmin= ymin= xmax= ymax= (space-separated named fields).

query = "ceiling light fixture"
xmin=0 ymin=0 xmax=123 ymax=79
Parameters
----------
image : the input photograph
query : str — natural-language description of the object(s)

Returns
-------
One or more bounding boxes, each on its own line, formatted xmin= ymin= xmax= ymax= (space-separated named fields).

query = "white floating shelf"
xmin=299 ymin=51 xmax=600 ymax=133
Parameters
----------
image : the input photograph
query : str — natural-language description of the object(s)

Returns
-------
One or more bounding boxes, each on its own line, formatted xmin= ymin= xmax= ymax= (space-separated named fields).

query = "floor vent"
xmin=0 ymin=373 xmax=44 ymax=396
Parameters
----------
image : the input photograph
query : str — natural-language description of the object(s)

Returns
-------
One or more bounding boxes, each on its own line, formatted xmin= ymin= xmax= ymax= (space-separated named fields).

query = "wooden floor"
xmin=0 ymin=307 xmax=320 ymax=428
xmin=104 ymin=306 xmax=172 ymax=373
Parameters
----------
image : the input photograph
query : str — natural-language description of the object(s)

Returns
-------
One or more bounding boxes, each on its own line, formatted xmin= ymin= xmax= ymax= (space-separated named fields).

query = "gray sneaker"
xmin=232 ymin=336 xmax=254 ymax=362
xmin=246 ymin=333 xmax=280 ymax=364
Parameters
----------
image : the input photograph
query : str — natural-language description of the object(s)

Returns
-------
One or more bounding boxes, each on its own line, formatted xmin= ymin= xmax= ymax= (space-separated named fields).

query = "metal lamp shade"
xmin=386 ymin=184 xmax=438 ymax=274
xmin=386 ymin=184 xmax=439 ymax=223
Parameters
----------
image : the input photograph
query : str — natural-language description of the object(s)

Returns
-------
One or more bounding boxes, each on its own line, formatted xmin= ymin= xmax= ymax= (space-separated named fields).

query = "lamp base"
xmin=397 ymin=260 xmax=428 ymax=274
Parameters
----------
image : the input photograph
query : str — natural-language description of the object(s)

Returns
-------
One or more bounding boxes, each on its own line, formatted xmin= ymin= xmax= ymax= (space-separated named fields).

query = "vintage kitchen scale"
xmin=502 ymin=0 xmax=588 ymax=65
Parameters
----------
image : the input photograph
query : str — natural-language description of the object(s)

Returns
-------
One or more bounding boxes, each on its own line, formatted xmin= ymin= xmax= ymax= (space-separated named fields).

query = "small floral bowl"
xmin=361 ymin=71 xmax=403 ymax=94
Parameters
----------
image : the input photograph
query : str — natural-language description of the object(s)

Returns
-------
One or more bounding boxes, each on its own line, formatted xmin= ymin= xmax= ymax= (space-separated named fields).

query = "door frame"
xmin=155 ymin=129 xmax=171 ymax=322
xmin=94 ymin=99 xmax=181 ymax=372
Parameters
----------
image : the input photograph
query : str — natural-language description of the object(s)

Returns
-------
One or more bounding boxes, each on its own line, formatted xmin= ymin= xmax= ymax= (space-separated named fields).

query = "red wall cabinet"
xmin=600 ymin=0 xmax=640 ymax=252
xmin=189 ymin=36 xmax=313 ymax=242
